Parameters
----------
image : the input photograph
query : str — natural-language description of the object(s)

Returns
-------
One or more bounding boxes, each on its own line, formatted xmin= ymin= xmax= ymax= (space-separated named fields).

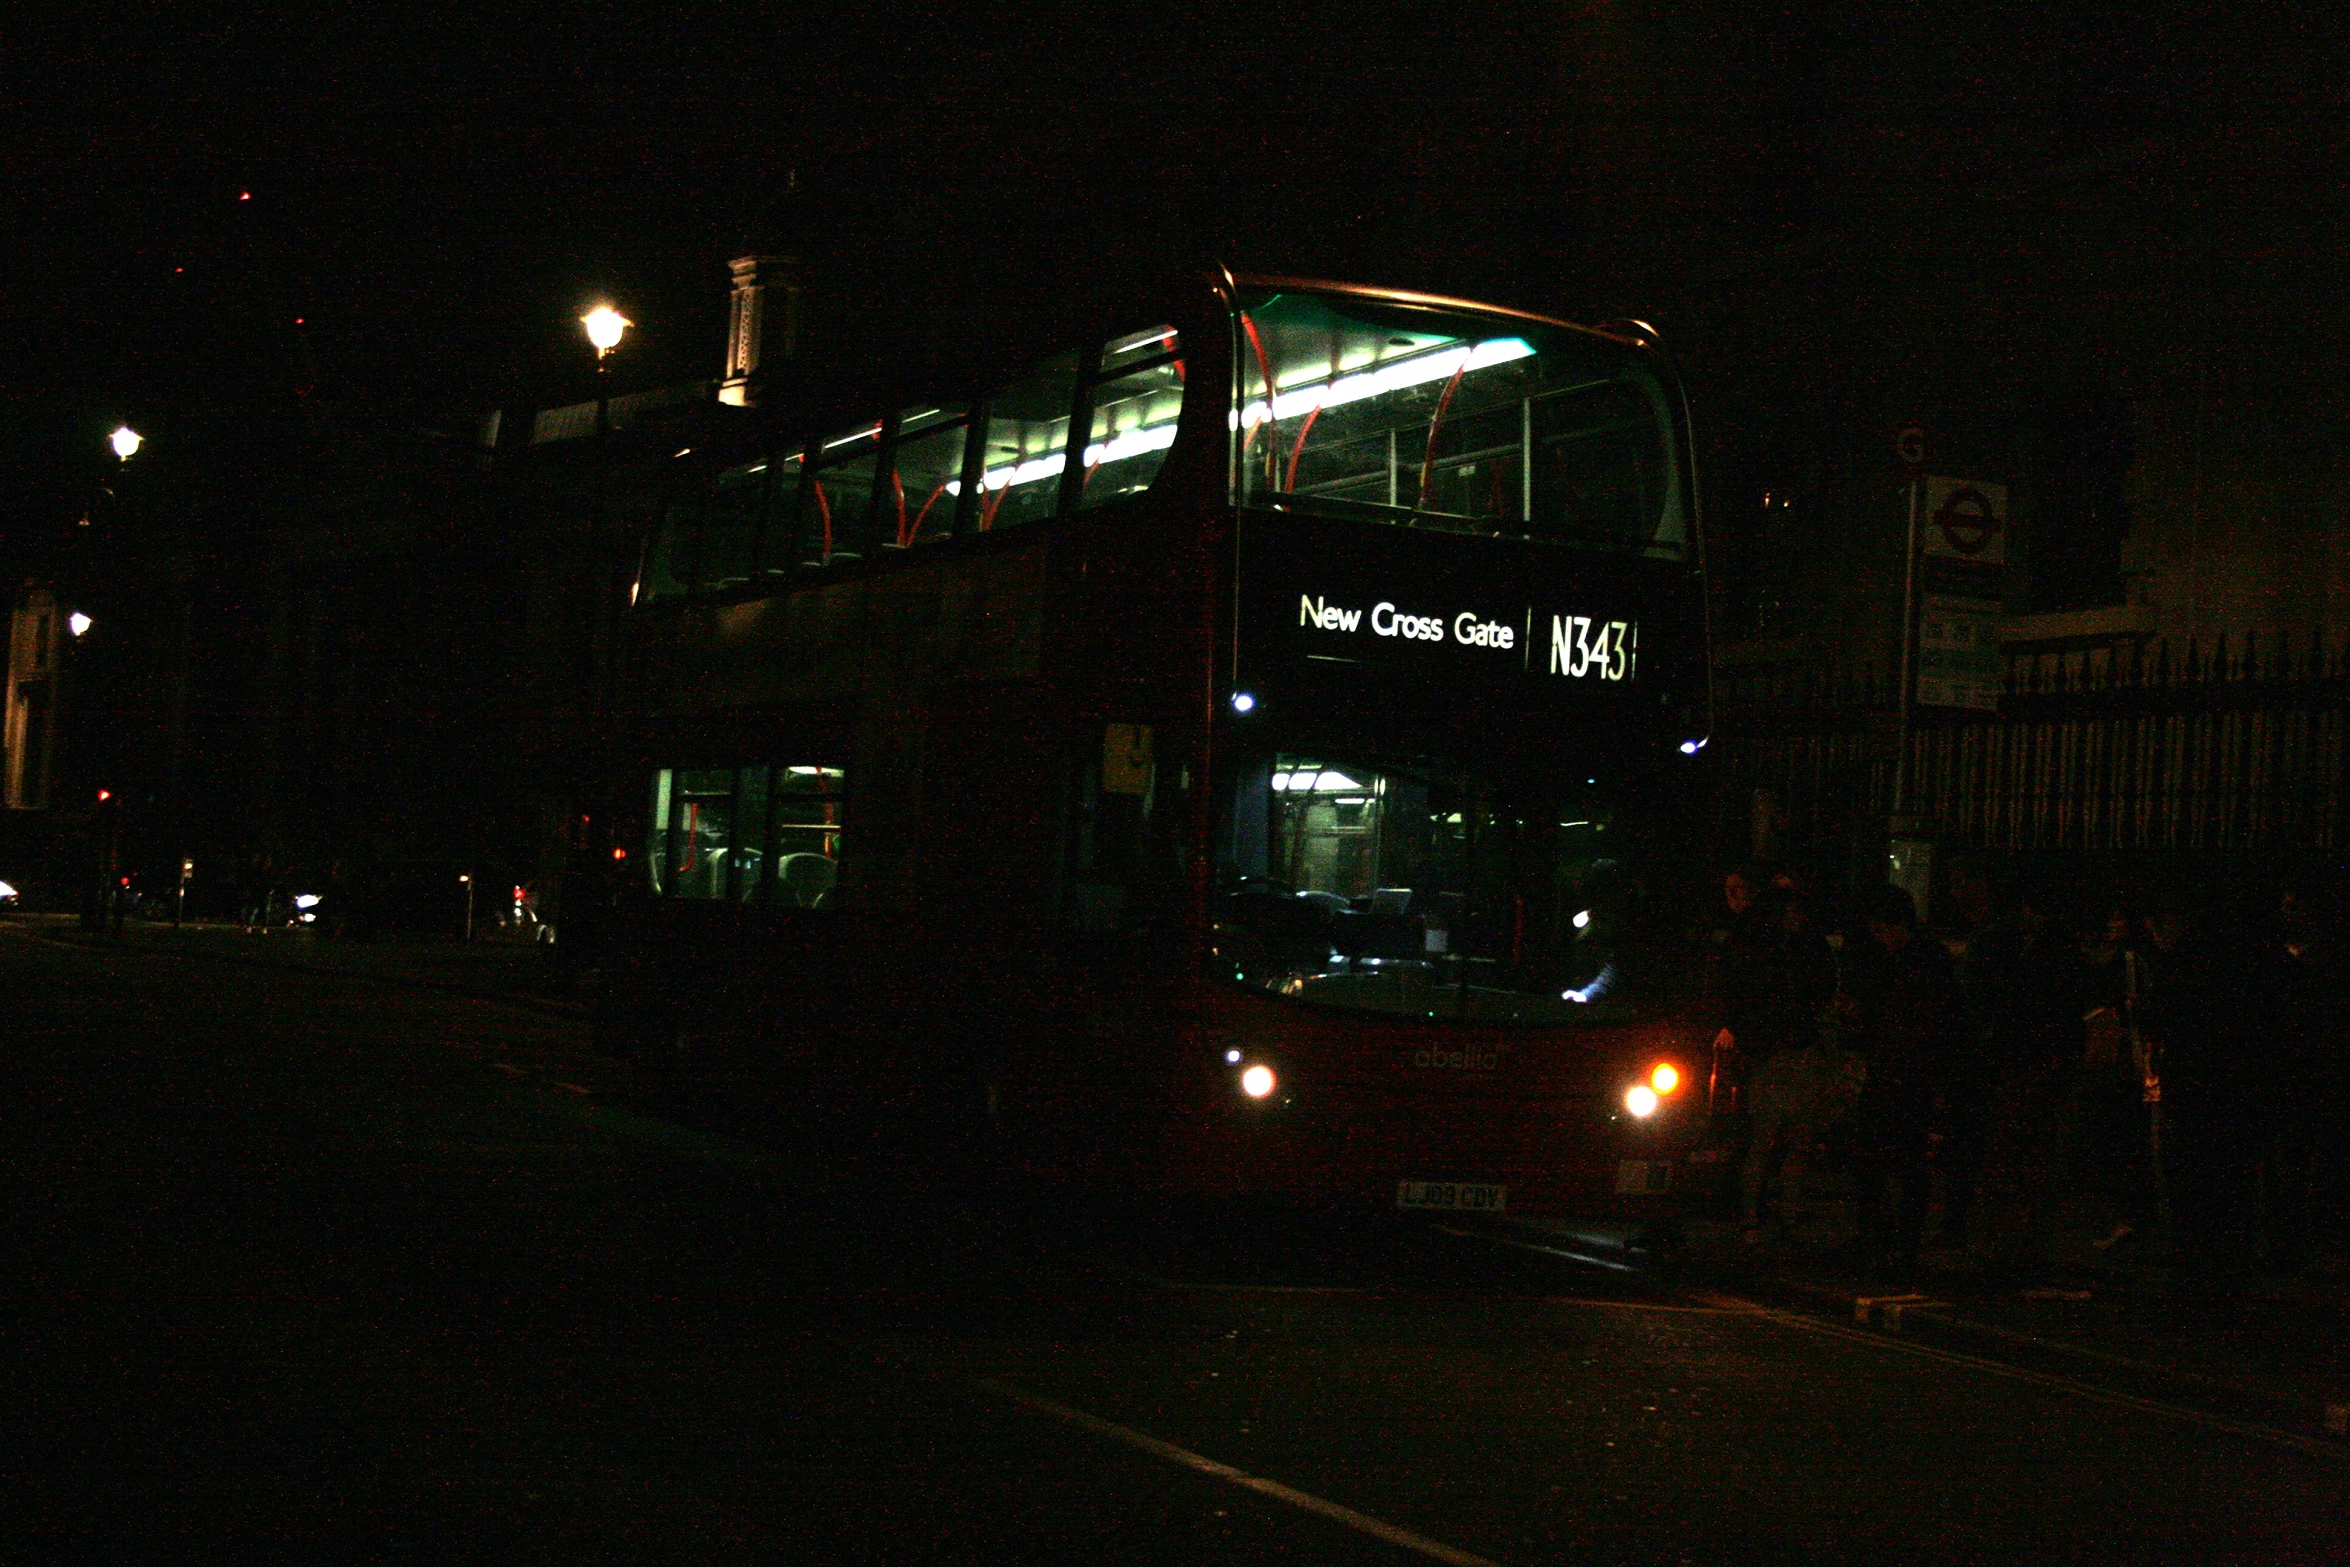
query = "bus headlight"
xmin=1624 ymin=1084 xmax=1659 ymax=1118
xmin=1241 ymin=1064 xmax=1277 ymax=1099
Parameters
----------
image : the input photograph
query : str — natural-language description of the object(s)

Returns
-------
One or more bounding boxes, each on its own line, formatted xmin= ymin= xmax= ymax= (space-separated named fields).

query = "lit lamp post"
xmin=109 ymin=425 xmax=143 ymax=461
xmin=581 ymin=306 xmax=631 ymax=369
xmin=582 ymin=305 xmax=632 ymax=445
xmin=459 ymin=872 xmax=474 ymax=942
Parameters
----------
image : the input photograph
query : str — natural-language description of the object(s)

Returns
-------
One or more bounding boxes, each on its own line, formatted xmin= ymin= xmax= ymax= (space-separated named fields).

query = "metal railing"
xmin=1716 ymin=632 xmax=2350 ymax=857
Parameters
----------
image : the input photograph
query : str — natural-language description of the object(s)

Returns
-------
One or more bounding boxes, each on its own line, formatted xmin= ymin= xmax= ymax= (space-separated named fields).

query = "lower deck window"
xmin=647 ymin=763 xmax=844 ymax=906
xmin=1213 ymin=751 xmax=1656 ymax=1022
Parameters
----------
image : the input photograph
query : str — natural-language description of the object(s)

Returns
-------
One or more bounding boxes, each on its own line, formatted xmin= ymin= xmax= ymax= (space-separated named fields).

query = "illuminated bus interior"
xmin=648 ymin=764 xmax=845 ymax=905
xmin=1233 ymin=291 xmax=1684 ymax=554
xmin=639 ymin=324 xmax=1184 ymax=601
xmin=1214 ymin=753 xmax=1662 ymax=1022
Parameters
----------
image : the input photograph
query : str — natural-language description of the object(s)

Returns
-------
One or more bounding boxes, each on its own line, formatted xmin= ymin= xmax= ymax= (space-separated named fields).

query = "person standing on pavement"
xmin=1739 ymin=884 xmax=1846 ymax=1236
xmin=1960 ymin=886 xmax=2087 ymax=1273
xmin=2134 ymin=886 xmax=2283 ymax=1271
xmin=1938 ymin=871 xmax=2006 ymax=1255
xmin=1700 ymin=866 xmax=1773 ymax=1117
xmin=2078 ymin=903 xmax=2155 ymax=1250
xmin=2264 ymin=879 xmax=2340 ymax=1272
xmin=1845 ymin=886 xmax=1962 ymax=1283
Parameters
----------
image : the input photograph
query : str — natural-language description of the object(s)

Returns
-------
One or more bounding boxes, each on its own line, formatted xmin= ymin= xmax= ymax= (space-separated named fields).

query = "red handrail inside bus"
xmin=812 ymin=479 xmax=833 ymax=559
xmin=1239 ymin=312 xmax=1278 ymax=487
xmin=907 ymin=482 xmax=950 ymax=546
xmin=1414 ymin=359 xmax=1469 ymax=510
xmin=1284 ymin=402 xmax=1323 ymax=493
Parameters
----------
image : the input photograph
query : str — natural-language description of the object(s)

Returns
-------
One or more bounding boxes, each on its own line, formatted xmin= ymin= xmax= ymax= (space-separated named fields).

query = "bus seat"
xmin=1371 ymin=887 xmax=1412 ymax=917
xmin=777 ymin=852 xmax=838 ymax=909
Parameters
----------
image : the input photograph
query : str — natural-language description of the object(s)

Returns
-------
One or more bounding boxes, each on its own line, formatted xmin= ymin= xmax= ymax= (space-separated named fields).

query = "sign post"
xmin=1917 ymin=594 xmax=2003 ymax=710
xmin=1891 ymin=476 xmax=2009 ymax=918
xmin=1917 ymin=479 xmax=2008 ymax=717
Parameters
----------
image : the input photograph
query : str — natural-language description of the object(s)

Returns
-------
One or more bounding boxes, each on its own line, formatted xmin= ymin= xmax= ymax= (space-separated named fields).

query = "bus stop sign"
xmin=1923 ymin=476 xmax=2007 ymax=565
xmin=1891 ymin=422 xmax=1932 ymax=474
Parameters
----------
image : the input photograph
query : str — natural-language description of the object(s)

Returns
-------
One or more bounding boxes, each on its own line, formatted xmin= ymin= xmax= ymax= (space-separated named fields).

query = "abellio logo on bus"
xmin=1296 ymin=593 xmax=1636 ymax=684
xmin=1414 ymin=1044 xmax=1502 ymax=1072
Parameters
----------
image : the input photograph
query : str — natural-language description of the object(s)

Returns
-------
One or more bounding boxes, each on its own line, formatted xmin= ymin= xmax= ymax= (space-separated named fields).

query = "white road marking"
xmin=1119 ymin=1269 xmax=1371 ymax=1294
xmin=1119 ymin=1265 xmax=1729 ymax=1312
xmin=1686 ymin=1290 xmax=2350 ymax=1463
xmin=974 ymin=1378 xmax=1502 ymax=1567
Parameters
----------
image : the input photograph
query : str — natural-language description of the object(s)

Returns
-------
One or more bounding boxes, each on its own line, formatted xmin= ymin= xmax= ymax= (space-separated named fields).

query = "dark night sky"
xmin=3 ymin=3 xmax=2340 ymax=558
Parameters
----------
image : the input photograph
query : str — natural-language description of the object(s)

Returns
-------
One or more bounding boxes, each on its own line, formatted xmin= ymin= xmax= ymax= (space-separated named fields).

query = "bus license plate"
xmin=1397 ymin=1180 xmax=1506 ymax=1212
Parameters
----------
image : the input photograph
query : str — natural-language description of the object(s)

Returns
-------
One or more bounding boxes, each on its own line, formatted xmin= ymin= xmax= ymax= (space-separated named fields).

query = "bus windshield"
xmin=1212 ymin=752 xmax=1678 ymax=1023
xmin=1232 ymin=289 xmax=1685 ymax=556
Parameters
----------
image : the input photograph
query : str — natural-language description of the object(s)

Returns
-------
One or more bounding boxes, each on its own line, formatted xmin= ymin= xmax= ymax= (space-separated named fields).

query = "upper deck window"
xmin=756 ymin=451 xmax=806 ymax=579
xmin=699 ymin=462 xmax=767 ymax=593
xmin=886 ymin=405 xmax=971 ymax=547
xmin=640 ymin=460 xmax=768 ymax=602
xmin=633 ymin=323 xmax=1192 ymax=609
xmin=1232 ymin=291 xmax=1685 ymax=556
xmin=800 ymin=421 xmax=883 ymax=568
xmin=976 ymin=351 xmax=1078 ymax=532
xmin=1081 ymin=325 xmax=1183 ymax=509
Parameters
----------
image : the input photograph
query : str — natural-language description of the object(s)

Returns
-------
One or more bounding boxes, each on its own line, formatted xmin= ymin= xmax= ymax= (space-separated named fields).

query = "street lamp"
xmin=110 ymin=425 xmax=143 ymax=460
xmin=581 ymin=305 xmax=631 ymax=366
xmin=68 ymin=612 xmax=92 ymax=638
xmin=458 ymin=872 xmax=474 ymax=941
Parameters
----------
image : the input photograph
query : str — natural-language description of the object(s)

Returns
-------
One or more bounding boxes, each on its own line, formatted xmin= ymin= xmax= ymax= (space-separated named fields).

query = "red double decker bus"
xmin=600 ymin=272 xmax=1712 ymax=1251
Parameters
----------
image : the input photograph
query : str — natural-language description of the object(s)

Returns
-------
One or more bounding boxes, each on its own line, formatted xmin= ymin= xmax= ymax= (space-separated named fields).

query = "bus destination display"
xmin=1295 ymin=592 xmax=1639 ymax=683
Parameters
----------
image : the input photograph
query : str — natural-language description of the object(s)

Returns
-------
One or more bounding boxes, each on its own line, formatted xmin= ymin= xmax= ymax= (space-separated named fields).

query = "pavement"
xmin=1683 ymin=1215 xmax=2350 ymax=1445
xmin=5 ymin=918 xmax=2347 ymax=1562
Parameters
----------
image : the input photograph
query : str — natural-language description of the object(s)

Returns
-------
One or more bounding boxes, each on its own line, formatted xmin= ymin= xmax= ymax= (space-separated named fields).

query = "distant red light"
xmin=295 ymin=317 xmax=304 ymax=325
xmin=612 ymin=847 xmax=627 ymax=861
xmin=239 ymin=191 xmax=251 ymax=201
xmin=96 ymin=789 xmax=112 ymax=802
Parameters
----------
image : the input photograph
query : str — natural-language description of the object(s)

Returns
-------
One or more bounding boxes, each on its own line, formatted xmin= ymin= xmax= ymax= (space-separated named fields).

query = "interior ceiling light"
xmin=1234 ymin=337 xmax=1535 ymax=431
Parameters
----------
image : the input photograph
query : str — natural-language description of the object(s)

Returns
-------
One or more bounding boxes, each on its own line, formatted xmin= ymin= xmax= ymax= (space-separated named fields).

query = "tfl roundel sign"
xmin=1923 ymin=476 xmax=2008 ymax=566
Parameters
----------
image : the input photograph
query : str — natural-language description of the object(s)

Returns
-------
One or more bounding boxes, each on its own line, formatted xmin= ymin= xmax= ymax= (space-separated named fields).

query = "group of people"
xmin=1701 ymin=862 xmax=2347 ymax=1285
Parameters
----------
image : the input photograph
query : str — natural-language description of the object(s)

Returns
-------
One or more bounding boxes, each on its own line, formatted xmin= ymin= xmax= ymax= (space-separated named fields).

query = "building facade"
xmin=1670 ymin=133 xmax=2350 ymax=905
